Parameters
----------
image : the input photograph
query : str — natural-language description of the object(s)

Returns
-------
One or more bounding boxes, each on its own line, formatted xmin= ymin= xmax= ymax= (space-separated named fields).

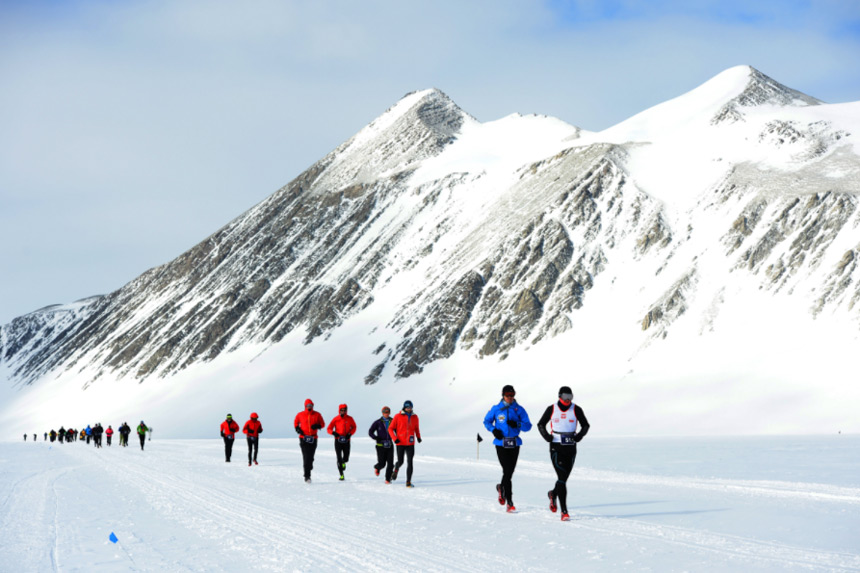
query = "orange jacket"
xmin=220 ymin=419 xmax=239 ymax=439
xmin=294 ymin=400 xmax=325 ymax=437
xmin=327 ymin=412 xmax=357 ymax=438
xmin=243 ymin=419 xmax=263 ymax=437
xmin=388 ymin=411 xmax=421 ymax=445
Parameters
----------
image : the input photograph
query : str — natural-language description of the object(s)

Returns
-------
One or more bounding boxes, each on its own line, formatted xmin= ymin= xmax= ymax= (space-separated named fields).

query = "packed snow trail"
xmin=1 ymin=436 xmax=859 ymax=572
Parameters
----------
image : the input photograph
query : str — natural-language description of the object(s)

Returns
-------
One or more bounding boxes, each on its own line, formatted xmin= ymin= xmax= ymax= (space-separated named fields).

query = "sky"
xmin=1 ymin=0 xmax=859 ymax=325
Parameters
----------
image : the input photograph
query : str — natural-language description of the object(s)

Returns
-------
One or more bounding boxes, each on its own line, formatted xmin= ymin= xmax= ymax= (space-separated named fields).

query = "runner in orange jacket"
xmin=220 ymin=414 xmax=240 ymax=462
xmin=294 ymin=399 xmax=325 ymax=482
xmin=388 ymin=400 xmax=422 ymax=487
xmin=327 ymin=404 xmax=357 ymax=480
xmin=242 ymin=413 xmax=263 ymax=466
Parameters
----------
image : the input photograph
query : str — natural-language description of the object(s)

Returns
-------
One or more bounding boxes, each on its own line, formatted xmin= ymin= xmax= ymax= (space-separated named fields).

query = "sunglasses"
xmin=339 ymin=408 xmax=347 ymax=412
xmin=503 ymin=393 xmax=515 ymax=398
xmin=559 ymin=393 xmax=573 ymax=401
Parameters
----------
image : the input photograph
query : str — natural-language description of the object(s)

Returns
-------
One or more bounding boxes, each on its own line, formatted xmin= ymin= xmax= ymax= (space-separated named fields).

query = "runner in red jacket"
xmin=294 ymin=399 xmax=325 ymax=482
xmin=242 ymin=413 xmax=263 ymax=466
xmin=220 ymin=414 xmax=240 ymax=462
xmin=388 ymin=400 xmax=422 ymax=487
xmin=105 ymin=425 xmax=114 ymax=447
xmin=327 ymin=404 xmax=357 ymax=480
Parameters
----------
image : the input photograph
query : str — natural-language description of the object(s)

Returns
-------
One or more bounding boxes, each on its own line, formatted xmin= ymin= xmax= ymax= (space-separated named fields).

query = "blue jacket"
xmin=483 ymin=400 xmax=532 ymax=446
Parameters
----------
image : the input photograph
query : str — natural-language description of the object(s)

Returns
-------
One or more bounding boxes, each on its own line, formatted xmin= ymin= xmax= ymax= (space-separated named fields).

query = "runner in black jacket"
xmin=537 ymin=386 xmax=590 ymax=521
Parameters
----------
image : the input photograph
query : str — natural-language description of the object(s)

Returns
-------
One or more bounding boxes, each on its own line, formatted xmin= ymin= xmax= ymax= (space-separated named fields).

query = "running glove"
xmin=492 ymin=429 xmax=504 ymax=440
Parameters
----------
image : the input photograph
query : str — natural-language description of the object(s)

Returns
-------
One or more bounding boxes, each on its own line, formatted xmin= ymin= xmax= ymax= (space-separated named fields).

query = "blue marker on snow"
xmin=109 ymin=532 xmax=118 ymax=544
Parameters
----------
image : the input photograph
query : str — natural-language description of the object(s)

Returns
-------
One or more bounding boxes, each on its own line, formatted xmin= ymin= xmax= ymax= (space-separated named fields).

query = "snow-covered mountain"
xmin=2 ymin=66 xmax=859 ymax=437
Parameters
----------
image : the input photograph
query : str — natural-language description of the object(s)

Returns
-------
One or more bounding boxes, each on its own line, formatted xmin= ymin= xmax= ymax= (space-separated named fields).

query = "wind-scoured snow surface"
xmin=2 ymin=436 xmax=859 ymax=572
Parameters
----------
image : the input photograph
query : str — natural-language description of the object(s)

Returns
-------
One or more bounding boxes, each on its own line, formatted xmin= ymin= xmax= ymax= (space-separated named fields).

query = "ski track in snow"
xmin=2 ymin=439 xmax=859 ymax=572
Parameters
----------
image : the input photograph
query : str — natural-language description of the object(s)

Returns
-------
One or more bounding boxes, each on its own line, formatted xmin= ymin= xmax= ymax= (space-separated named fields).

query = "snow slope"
xmin=2 ymin=436 xmax=858 ymax=572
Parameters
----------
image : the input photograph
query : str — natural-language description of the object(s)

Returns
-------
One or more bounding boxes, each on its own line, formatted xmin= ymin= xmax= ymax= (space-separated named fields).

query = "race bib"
xmin=382 ymin=441 xmax=392 ymax=449
xmin=303 ymin=435 xmax=316 ymax=444
xmin=503 ymin=437 xmax=517 ymax=449
xmin=409 ymin=436 xmax=415 ymax=444
xmin=560 ymin=435 xmax=576 ymax=445
xmin=337 ymin=436 xmax=349 ymax=444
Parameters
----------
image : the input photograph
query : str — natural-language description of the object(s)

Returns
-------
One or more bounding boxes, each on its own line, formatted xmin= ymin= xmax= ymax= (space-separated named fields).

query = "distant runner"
xmin=327 ymin=404 xmax=357 ymax=481
xmin=368 ymin=406 xmax=395 ymax=483
xmin=294 ymin=399 xmax=325 ymax=483
xmin=389 ymin=400 xmax=422 ymax=488
xmin=220 ymin=414 xmax=240 ymax=462
xmin=136 ymin=421 xmax=149 ymax=451
xmin=242 ymin=413 xmax=263 ymax=466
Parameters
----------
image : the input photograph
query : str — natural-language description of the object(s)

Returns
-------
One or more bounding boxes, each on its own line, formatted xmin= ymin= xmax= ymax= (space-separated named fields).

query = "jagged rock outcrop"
xmin=2 ymin=67 xmax=859 ymax=391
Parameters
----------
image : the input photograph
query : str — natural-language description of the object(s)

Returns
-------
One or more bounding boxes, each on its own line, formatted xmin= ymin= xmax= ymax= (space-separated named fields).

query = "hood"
xmin=304 ymin=398 xmax=314 ymax=409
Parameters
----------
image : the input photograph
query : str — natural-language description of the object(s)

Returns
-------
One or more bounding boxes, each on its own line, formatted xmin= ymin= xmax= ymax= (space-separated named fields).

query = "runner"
xmin=294 ymin=399 xmax=325 ymax=483
xmin=105 ymin=425 xmax=114 ymax=446
xmin=119 ymin=422 xmax=131 ymax=447
xmin=483 ymin=384 xmax=532 ymax=513
xmin=537 ymin=386 xmax=590 ymax=521
xmin=389 ymin=400 xmax=422 ymax=487
xmin=136 ymin=421 xmax=149 ymax=451
xmin=368 ymin=406 xmax=395 ymax=483
xmin=327 ymin=404 xmax=357 ymax=481
xmin=220 ymin=414 xmax=240 ymax=462
xmin=242 ymin=413 xmax=263 ymax=466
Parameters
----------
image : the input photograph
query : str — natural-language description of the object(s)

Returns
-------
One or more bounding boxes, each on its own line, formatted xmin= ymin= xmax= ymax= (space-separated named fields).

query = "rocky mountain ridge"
xmin=2 ymin=66 xmax=859 ymax=395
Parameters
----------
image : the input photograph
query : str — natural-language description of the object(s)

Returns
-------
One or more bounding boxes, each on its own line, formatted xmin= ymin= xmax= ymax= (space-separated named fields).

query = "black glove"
xmin=395 ymin=439 xmax=401 ymax=445
xmin=311 ymin=423 xmax=322 ymax=430
xmin=492 ymin=429 xmax=504 ymax=440
xmin=295 ymin=426 xmax=302 ymax=435
xmin=543 ymin=433 xmax=552 ymax=443
xmin=333 ymin=431 xmax=340 ymax=438
xmin=507 ymin=419 xmax=519 ymax=429
xmin=574 ymin=434 xmax=582 ymax=443
xmin=417 ymin=437 xmax=422 ymax=443
xmin=220 ymin=431 xmax=224 ymax=438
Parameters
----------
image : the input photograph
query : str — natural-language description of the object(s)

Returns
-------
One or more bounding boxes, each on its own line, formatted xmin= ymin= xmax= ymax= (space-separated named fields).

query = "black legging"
xmin=138 ymin=433 xmax=146 ymax=450
xmin=223 ymin=437 xmax=235 ymax=461
xmin=550 ymin=442 xmax=577 ymax=513
xmin=395 ymin=445 xmax=415 ymax=482
xmin=495 ymin=445 xmax=520 ymax=505
xmin=247 ymin=437 xmax=259 ymax=463
xmin=300 ymin=438 xmax=318 ymax=479
xmin=375 ymin=445 xmax=395 ymax=480
xmin=334 ymin=440 xmax=351 ymax=475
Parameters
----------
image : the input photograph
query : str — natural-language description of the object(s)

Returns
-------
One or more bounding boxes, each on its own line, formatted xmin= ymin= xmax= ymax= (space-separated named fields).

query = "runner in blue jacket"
xmin=483 ymin=384 xmax=532 ymax=512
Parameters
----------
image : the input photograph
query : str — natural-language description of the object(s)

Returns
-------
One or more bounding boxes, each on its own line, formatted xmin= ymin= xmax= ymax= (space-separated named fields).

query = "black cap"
xmin=502 ymin=384 xmax=515 ymax=395
xmin=558 ymin=386 xmax=573 ymax=398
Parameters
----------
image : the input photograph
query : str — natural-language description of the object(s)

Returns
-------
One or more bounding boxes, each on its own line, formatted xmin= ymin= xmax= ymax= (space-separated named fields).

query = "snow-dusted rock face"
xmin=2 ymin=66 xmax=859 ymax=391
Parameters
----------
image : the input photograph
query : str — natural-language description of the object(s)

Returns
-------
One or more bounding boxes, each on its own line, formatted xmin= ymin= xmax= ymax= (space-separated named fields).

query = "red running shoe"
xmin=496 ymin=484 xmax=505 ymax=505
xmin=506 ymin=504 xmax=517 ymax=513
xmin=254 ymin=460 xmax=258 ymax=465
xmin=561 ymin=513 xmax=570 ymax=521
xmin=375 ymin=468 xmax=380 ymax=476
xmin=548 ymin=490 xmax=557 ymax=513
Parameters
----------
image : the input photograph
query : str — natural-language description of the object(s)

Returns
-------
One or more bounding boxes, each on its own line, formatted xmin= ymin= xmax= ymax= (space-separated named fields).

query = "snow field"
xmin=2 ymin=436 xmax=859 ymax=572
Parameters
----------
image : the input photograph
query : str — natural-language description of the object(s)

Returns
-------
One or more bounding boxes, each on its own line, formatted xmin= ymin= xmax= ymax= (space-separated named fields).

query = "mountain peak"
xmin=710 ymin=65 xmax=822 ymax=123
xmin=599 ymin=65 xmax=822 ymax=140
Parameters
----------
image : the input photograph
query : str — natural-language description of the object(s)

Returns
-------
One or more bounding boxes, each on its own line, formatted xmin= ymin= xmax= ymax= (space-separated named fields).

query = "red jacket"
xmin=389 ymin=411 xmax=421 ymax=445
xmin=327 ymin=409 xmax=357 ymax=439
xmin=105 ymin=427 xmax=113 ymax=436
xmin=220 ymin=419 xmax=239 ymax=439
xmin=243 ymin=419 xmax=263 ymax=437
xmin=294 ymin=400 xmax=325 ymax=438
